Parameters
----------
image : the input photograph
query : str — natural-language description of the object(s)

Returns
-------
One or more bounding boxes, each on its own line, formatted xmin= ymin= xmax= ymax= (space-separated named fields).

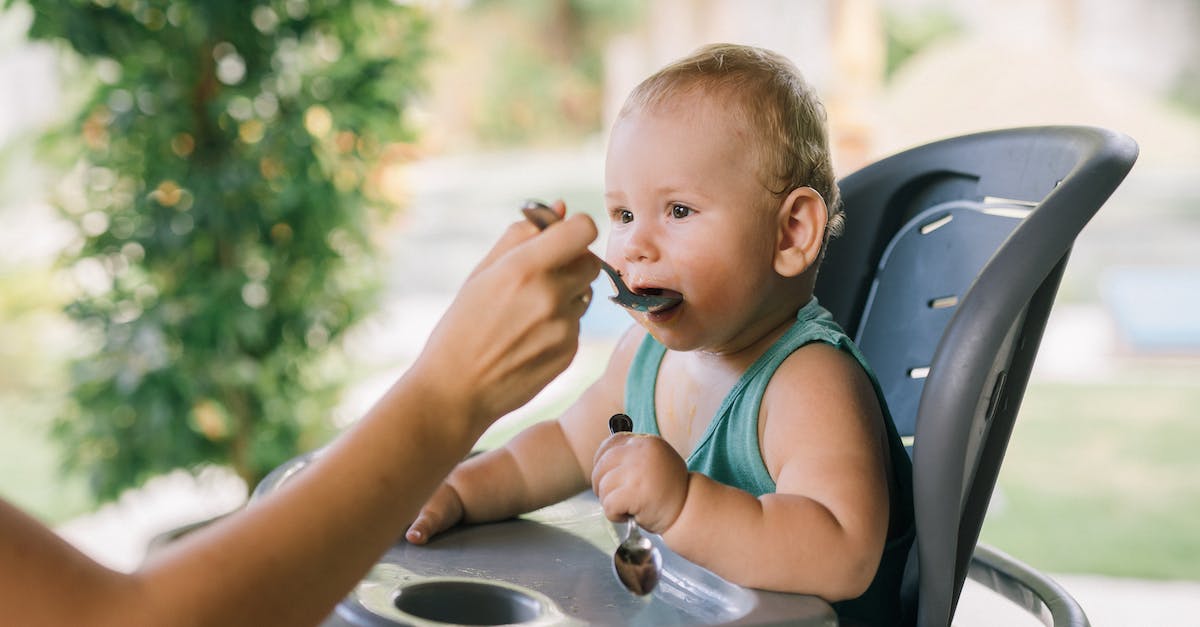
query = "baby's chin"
xmin=640 ymin=320 xmax=715 ymax=354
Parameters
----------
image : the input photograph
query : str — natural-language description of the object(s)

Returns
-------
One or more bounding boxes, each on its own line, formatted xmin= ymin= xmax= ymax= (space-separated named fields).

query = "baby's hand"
xmin=591 ymin=434 xmax=689 ymax=534
xmin=405 ymin=482 xmax=465 ymax=545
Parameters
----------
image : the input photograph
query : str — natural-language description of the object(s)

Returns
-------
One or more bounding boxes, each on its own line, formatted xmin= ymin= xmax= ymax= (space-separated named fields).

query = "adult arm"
xmin=0 ymin=213 xmax=599 ymax=627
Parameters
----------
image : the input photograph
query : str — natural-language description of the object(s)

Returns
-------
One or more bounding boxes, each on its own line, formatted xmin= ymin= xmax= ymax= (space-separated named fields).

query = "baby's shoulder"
xmin=588 ymin=325 xmax=650 ymax=391
xmin=608 ymin=325 xmax=650 ymax=370
xmin=758 ymin=341 xmax=884 ymax=470
xmin=762 ymin=340 xmax=875 ymax=416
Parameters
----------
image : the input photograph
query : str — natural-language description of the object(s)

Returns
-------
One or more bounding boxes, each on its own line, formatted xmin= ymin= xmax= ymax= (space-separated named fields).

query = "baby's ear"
xmin=773 ymin=187 xmax=827 ymax=277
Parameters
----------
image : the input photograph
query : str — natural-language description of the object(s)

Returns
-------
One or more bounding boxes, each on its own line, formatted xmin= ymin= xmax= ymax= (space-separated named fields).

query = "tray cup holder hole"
xmin=394 ymin=580 xmax=545 ymax=625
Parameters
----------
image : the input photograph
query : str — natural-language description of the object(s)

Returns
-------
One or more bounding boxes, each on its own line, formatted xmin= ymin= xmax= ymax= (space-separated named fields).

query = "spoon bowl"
xmin=613 ymin=518 xmax=663 ymax=596
xmin=521 ymin=201 xmax=683 ymax=314
xmin=607 ymin=413 xmax=664 ymax=596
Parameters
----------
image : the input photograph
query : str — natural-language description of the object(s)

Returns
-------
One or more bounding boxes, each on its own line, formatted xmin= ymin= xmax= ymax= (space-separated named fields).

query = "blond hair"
xmin=618 ymin=43 xmax=844 ymax=240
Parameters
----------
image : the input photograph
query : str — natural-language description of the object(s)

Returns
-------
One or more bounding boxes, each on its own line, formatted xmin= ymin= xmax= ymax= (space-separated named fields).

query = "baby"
xmin=407 ymin=43 xmax=913 ymax=624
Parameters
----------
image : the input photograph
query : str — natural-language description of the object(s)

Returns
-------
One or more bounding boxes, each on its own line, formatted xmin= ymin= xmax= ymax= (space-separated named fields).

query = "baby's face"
xmin=603 ymin=95 xmax=789 ymax=354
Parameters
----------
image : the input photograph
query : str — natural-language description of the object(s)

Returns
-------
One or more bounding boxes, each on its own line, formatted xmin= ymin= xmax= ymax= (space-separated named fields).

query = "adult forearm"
xmin=1 ymin=213 xmax=600 ymax=626
xmin=134 ymin=370 xmax=485 ymax=626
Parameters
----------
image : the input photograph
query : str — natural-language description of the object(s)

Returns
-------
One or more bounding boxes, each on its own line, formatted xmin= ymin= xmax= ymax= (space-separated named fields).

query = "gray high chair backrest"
xmin=813 ymin=126 xmax=1138 ymax=627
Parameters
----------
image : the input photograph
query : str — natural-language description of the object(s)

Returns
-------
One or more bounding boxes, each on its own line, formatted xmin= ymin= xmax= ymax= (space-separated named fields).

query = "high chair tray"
xmin=256 ymin=452 xmax=836 ymax=626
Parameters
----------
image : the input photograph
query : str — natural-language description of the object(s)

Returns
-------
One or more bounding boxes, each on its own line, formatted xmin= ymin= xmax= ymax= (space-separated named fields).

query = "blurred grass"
xmin=981 ymin=375 xmax=1200 ymax=580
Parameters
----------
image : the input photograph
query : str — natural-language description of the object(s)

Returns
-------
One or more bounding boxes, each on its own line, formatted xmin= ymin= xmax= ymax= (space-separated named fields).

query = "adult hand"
xmin=591 ymin=433 xmax=690 ymax=534
xmin=410 ymin=204 xmax=599 ymax=435
xmin=0 ymin=203 xmax=600 ymax=627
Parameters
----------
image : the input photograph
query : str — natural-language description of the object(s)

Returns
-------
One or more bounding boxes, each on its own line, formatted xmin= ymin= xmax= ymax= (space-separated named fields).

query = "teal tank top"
xmin=624 ymin=298 xmax=914 ymax=626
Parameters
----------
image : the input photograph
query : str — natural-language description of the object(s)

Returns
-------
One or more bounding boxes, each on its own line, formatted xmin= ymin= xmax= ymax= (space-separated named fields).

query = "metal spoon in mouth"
xmin=520 ymin=200 xmax=682 ymax=314
xmin=607 ymin=413 xmax=663 ymax=596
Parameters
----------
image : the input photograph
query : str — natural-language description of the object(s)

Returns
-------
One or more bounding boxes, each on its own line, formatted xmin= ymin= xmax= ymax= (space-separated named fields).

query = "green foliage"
xmin=467 ymin=0 xmax=641 ymax=145
xmin=882 ymin=6 xmax=961 ymax=81
xmin=1172 ymin=1 xmax=1200 ymax=116
xmin=8 ymin=0 xmax=429 ymax=501
xmin=1170 ymin=63 xmax=1200 ymax=116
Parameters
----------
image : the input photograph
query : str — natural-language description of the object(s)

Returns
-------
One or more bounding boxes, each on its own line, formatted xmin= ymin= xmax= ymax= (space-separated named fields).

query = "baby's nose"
xmin=620 ymin=221 xmax=659 ymax=263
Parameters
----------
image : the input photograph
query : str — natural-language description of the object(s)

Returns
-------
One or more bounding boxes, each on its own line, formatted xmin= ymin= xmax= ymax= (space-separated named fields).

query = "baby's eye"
xmin=612 ymin=209 xmax=633 ymax=224
xmin=670 ymin=204 xmax=692 ymax=219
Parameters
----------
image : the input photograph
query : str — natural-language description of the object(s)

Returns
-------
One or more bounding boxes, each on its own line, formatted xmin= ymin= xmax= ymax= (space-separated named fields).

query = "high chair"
xmin=814 ymin=126 xmax=1139 ymax=626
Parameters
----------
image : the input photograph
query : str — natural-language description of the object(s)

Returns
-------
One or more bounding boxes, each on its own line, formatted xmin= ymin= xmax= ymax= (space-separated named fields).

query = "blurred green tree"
xmin=467 ymin=0 xmax=641 ymax=145
xmin=1171 ymin=3 xmax=1200 ymax=114
xmin=6 ymin=0 xmax=429 ymax=501
xmin=882 ymin=6 xmax=961 ymax=81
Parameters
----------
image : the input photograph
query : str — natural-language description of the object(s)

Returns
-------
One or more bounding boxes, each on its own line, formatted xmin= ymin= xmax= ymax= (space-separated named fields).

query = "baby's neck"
xmin=691 ymin=291 xmax=812 ymax=374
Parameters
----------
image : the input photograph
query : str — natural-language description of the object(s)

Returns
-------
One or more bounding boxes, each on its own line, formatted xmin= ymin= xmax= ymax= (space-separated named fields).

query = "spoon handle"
xmin=609 ymin=414 xmax=641 ymax=534
xmin=607 ymin=414 xmax=638 ymax=531
xmin=520 ymin=200 xmax=561 ymax=230
xmin=520 ymin=200 xmax=683 ymax=315
xmin=520 ymin=201 xmax=625 ymax=287
xmin=609 ymin=413 xmax=634 ymax=434
xmin=605 ymin=411 xmax=662 ymax=596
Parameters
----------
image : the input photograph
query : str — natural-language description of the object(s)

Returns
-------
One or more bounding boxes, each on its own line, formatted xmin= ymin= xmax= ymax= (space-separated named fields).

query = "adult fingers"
xmin=410 ymin=213 xmax=597 ymax=424
xmin=562 ymin=284 xmax=594 ymax=321
xmin=507 ymin=213 xmax=599 ymax=273
xmin=556 ymin=251 xmax=602 ymax=300
xmin=466 ymin=220 xmax=541 ymax=280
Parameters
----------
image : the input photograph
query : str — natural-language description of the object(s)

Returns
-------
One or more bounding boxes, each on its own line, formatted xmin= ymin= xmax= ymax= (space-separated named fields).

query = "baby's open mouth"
xmin=634 ymin=286 xmax=681 ymax=299
xmin=632 ymin=287 xmax=683 ymax=314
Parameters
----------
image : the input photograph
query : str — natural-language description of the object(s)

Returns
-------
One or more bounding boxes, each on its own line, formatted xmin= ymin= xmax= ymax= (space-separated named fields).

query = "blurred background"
xmin=2 ymin=0 xmax=1198 ymax=624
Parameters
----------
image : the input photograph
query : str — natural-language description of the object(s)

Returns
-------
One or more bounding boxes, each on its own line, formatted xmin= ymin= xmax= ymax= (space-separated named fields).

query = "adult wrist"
xmin=391 ymin=362 xmax=486 ymax=448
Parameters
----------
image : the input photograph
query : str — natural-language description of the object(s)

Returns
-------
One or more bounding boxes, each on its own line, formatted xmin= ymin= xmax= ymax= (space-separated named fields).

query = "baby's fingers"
xmin=593 ymin=460 xmax=645 ymax=524
xmin=404 ymin=486 xmax=463 ymax=545
xmin=405 ymin=508 xmax=444 ymax=545
xmin=591 ymin=435 xmax=625 ymax=489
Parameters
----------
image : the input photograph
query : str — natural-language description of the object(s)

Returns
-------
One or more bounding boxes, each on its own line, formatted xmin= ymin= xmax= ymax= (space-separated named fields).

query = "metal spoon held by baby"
xmin=606 ymin=413 xmax=663 ymax=596
xmin=520 ymin=200 xmax=682 ymax=314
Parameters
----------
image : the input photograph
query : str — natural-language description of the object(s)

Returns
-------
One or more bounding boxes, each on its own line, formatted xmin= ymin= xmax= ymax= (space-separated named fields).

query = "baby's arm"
xmin=404 ymin=420 xmax=580 ymax=544
xmin=596 ymin=342 xmax=891 ymax=600
xmin=406 ymin=326 xmax=646 ymax=544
